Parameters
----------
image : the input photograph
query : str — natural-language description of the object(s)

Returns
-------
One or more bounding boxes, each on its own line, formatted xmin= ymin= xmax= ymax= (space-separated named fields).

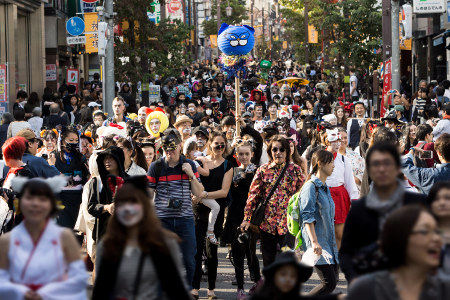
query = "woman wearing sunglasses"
xmin=241 ymin=135 xmax=305 ymax=267
xmin=192 ymin=131 xmax=233 ymax=299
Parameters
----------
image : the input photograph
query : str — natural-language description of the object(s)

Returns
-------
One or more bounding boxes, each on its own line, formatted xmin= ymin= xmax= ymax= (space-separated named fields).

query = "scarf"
xmin=366 ymin=179 xmax=405 ymax=230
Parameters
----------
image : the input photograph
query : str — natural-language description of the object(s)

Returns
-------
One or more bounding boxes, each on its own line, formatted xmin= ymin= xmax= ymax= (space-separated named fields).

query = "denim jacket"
xmin=401 ymin=154 xmax=450 ymax=194
xmin=299 ymin=175 xmax=339 ymax=265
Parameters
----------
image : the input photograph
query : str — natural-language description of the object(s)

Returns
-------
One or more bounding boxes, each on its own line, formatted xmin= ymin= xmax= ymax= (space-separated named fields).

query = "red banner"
xmin=380 ymin=59 xmax=391 ymax=118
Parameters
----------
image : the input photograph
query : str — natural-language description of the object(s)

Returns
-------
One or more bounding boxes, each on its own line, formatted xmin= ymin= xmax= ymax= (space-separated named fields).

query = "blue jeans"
xmin=161 ymin=217 xmax=197 ymax=290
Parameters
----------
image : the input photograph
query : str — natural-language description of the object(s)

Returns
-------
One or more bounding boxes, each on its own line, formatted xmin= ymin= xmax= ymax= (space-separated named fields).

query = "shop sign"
xmin=46 ymin=64 xmax=57 ymax=81
xmin=413 ymin=0 xmax=445 ymax=14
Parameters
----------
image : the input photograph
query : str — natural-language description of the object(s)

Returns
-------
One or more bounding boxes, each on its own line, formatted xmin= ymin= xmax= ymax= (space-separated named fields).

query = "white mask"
xmin=180 ymin=108 xmax=186 ymax=114
xmin=206 ymin=109 xmax=212 ymax=116
xmin=115 ymin=204 xmax=143 ymax=227
xmin=188 ymin=107 xmax=195 ymax=112
xmin=94 ymin=120 xmax=102 ymax=127
xmin=183 ymin=128 xmax=191 ymax=134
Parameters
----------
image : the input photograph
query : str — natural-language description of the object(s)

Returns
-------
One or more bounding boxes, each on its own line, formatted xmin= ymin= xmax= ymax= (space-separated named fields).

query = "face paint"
xmin=115 ymin=203 xmax=143 ymax=227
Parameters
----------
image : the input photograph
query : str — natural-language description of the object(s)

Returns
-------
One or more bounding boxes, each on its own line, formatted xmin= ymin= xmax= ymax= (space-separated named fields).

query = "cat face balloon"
xmin=218 ymin=23 xmax=255 ymax=56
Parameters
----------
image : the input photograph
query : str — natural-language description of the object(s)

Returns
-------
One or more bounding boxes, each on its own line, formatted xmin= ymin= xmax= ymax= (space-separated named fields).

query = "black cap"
xmin=161 ymin=128 xmax=182 ymax=151
xmin=192 ymin=126 xmax=209 ymax=139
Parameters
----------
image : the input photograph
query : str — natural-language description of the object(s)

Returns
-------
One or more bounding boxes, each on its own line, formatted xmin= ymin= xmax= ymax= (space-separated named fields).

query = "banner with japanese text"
xmin=84 ymin=12 xmax=99 ymax=53
xmin=308 ymin=25 xmax=318 ymax=43
xmin=381 ymin=59 xmax=392 ymax=118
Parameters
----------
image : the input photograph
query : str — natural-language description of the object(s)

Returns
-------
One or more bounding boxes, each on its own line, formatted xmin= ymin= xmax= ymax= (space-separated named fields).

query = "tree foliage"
xmin=280 ymin=0 xmax=382 ymax=71
xmin=202 ymin=0 xmax=249 ymax=37
xmin=114 ymin=0 xmax=192 ymax=90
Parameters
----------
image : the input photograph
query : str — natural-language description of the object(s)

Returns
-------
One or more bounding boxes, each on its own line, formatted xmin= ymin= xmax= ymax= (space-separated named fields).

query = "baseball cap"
xmin=192 ymin=126 xmax=209 ymax=139
xmin=161 ymin=128 xmax=182 ymax=151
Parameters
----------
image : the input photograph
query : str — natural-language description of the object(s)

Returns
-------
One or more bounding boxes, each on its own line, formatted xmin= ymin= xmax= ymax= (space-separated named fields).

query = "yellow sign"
xmin=308 ymin=25 xmax=318 ymax=43
xmin=283 ymin=41 xmax=287 ymax=49
xmin=84 ymin=12 xmax=99 ymax=53
xmin=210 ymin=35 xmax=218 ymax=48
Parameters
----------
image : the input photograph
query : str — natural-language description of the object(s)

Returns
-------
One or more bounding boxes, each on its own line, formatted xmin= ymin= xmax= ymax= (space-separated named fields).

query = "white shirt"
xmin=326 ymin=153 xmax=360 ymax=200
xmin=432 ymin=119 xmax=450 ymax=141
xmin=27 ymin=117 xmax=43 ymax=137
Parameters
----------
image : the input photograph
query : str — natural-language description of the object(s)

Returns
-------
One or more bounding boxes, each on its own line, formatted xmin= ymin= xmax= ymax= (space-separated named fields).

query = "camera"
xmin=233 ymin=172 xmax=244 ymax=185
xmin=167 ymin=197 xmax=182 ymax=210
xmin=237 ymin=229 xmax=250 ymax=244
xmin=245 ymin=163 xmax=256 ymax=174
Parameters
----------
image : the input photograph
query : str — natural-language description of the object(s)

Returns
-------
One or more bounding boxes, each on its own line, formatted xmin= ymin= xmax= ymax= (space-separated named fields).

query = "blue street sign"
xmin=66 ymin=17 xmax=85 ymax=36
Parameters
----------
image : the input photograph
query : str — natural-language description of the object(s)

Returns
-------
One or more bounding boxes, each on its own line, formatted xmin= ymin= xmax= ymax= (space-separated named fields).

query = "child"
xmin=184 ymin=137 xmax=221 ymax=245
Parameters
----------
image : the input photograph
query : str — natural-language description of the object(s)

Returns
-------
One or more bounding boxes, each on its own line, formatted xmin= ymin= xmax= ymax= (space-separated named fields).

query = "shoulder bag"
xmin=250 ymin=163 xmax=289 ymax=226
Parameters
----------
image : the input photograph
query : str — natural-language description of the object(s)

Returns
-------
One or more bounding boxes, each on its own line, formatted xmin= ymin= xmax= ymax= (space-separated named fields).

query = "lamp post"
xmin=217 ymin=0 xmax=221 ymax=33
xmin=225 ymin=5 xmax=232 ymax=17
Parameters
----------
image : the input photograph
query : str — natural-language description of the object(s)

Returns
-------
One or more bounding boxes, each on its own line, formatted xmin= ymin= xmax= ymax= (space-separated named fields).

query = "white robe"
xmin=0 ymin=220 xmax=88 ymax=300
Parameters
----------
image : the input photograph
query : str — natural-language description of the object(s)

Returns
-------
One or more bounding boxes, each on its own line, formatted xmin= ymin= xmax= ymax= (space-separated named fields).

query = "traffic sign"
xmin=67 ymin=36 xmax=86 ymax=44
xmin=66 ymin=17 xmax=85 ymax=36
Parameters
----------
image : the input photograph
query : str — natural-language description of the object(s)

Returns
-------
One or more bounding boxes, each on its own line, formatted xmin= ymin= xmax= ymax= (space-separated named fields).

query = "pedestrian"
xmin=53 ymin=128 xmax=88 ymax=228
xmin=296 ymin=149 xmax=339 ymax=296
xmin=191 ymin=130 xmax=233 ymax=299
xmin=427 ymin=181 xmax=450 ymax=278
xmin=222 ymin=140 xmax=262 ymax=299
xmin=93 ymin=176 xmax=191 ymax=300
xmin=402 ymin=133 xmax=450 ymax=194
xmin=347 ymin=205 xmax=449 ymax=299
xmin=0 ymin=177 xmax=88 ymax=300
xmin=250 ymin=251 xmax=334 ymax=300
xmin=138 ymin=138 xmax=156 ymax=170
xmin=88 ymin=145 xmax=128 ymax=242
xmin=241 ymin=135 xmax=305 ymax=267
xmin=324 ymin=128 xmax=359 ymax=249
xmin=147 ymin=128 xmax=204 ymax=291
xmin=7 ymin=108 xmax=31 ymax=139
xmin=116 ymin=137 xmax=147 ymax=175
xmin=339 ymin=142 xmax=426 ymax=283
xmin=27 ymin=107 xmax=43 ymax=137
xmin=36 ymin=129 xmax=57 ymax=158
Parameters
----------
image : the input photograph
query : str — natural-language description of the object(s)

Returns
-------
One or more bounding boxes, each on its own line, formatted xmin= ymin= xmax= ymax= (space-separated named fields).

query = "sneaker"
xmin=248 ymin=278 xmax=264 ymax=295
xmin=236 ymin=289 xmax=247 ymax=299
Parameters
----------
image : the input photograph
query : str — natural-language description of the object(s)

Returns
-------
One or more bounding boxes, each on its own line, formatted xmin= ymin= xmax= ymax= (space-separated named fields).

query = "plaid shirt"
xmin=244 ymin=161 xmax=304 ymax=235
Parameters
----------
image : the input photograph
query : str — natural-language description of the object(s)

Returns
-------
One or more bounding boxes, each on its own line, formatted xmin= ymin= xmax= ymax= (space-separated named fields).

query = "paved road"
xmin=190 ymin=246 xmax=347 ymax=299
xmin=87 ymin=245 xmax=347 ymax=299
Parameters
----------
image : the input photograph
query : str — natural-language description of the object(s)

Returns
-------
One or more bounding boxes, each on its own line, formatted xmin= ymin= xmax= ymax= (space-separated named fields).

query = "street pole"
xmin=304 ymin=0 xmax=309 ymax=64
xmin=251 ymin=0 xmax=254 ymax=57
xmin=217 ymin=0 xmax=221 ymax=33
xmin=391 ymin=0 xmax=400 ymax=91
xmin=194 ymin=0 xmax=198 ymax=61
xmin=104 ymin=0 xmax=115 ymax=118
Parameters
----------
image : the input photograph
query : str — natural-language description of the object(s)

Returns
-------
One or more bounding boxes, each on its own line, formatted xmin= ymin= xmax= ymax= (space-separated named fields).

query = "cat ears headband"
xmin=11 ymin=176 xmax=68 ymax=195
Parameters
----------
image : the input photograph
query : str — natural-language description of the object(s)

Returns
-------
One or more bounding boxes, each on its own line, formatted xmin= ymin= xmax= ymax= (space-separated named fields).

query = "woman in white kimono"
xmin=0 ymin=177 xmax=88 ymax=300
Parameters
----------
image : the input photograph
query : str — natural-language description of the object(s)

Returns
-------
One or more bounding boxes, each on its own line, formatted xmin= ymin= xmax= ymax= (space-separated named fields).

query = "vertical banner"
xmin=67 ymin=69 xmax=80 ymax=93
xmin=381 ymin=59 xmax=392 ymax=118
xmin=308 ymin=25 xmax=318 ymax=43
xmin=210 ymin=35 xmax=218 ymax=48
xmin=283 ymin=41 xmax=288 ymax=49
xmin=0 ymin=64 xmax=7 ymax=102
xmin=84 ymin=12 xmax=99 ymax=53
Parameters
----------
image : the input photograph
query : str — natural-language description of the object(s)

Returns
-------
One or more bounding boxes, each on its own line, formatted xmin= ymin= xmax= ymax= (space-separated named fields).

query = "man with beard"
xmin=174 ymin=115 xmax=193 ymax=146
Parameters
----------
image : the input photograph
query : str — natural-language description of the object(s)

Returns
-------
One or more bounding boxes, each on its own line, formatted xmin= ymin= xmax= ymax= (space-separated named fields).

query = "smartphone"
xmin=389 ymin=90 xmax=396 ymax=93
xmin=419 ymin=150 xmax=433 ymax=159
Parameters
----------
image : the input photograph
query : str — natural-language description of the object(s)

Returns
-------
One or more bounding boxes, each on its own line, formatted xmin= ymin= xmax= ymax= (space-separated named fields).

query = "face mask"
xmin=94 ymin=120 xmax=102 ymax=126
xmin=206 ymin=109 xmax=212 ymax=115
xmin=183 ymin=128 xmax=191 ymax=134
xmin=180 ymin=108 xmax=186 ymax=114
xmin=115 ymin=204 xmax=143 ymax=227
xmin=65 ymin=142 xmax=79 ymax=152
xmin=188 ymin=107 xmax=195 ymax=112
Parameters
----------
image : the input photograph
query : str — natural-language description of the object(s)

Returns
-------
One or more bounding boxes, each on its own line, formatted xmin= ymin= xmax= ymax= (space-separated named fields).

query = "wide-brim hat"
xmin=262 ymin=251 xmax=313 ymax=283
xmin=174 ymin=115 xmax=193 ymax=128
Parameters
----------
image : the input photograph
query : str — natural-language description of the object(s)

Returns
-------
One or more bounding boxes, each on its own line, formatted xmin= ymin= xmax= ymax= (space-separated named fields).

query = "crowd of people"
xmin=0 ymin=59 xmax=450 ymax=300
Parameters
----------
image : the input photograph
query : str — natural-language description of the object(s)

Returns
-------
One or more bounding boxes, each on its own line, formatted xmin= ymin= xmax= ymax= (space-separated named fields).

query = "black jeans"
xmin=307 ymin=264 xmax=338 ymax=296
xmin=231 ymin=231 xmax=261 ymax=289
xmin=259 ymin=230 xmax=286 ymax=267
xmin=192 ymin=219 xmax=218 ymax=290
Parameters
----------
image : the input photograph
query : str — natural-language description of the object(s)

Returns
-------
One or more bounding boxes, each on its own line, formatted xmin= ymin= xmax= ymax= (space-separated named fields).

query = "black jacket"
xmin=88 ymin=146 xmax=128 ymax=240
xmin=339 ymin=191 xmax=427 ymax=282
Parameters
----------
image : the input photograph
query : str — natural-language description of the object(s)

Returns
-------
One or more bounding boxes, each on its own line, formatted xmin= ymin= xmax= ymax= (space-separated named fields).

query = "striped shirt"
xmin=148 ymin=157 xmax=199 ymax=218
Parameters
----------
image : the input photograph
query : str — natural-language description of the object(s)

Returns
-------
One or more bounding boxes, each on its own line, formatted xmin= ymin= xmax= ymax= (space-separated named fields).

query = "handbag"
xmin=250 ymin=163 xmax=289 ymax=226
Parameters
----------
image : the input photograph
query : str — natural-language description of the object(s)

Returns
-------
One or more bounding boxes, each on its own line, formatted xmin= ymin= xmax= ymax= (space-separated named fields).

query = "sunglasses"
xmin=213 ymin=144 xmax=226 ymax=150
xmin=272 ymin=147 xmax=286 ymax=153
